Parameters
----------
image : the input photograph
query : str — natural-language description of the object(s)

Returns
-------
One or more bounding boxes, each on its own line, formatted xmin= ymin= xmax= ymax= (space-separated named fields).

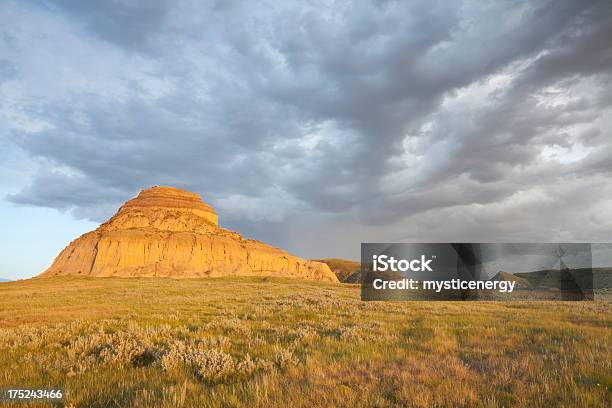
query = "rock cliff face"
xmin=40 ymin=186 xmax=338 ymax=282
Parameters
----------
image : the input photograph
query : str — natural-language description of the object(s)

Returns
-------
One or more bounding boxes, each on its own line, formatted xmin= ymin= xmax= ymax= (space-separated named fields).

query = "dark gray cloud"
xmin=1 ymin=0 xmax=612 ymax=259
xmin=36 ymin=0 xmax=171 ymax=51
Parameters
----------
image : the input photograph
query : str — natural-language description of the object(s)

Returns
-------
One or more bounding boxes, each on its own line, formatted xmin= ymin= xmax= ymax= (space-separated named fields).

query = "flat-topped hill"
xmin=40 ymin=186 xmax=338 ymax=282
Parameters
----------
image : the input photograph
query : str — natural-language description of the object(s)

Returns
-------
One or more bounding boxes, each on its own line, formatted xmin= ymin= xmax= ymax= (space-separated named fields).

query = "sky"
xmin=1 ymin=0 xmax=612 ymax=280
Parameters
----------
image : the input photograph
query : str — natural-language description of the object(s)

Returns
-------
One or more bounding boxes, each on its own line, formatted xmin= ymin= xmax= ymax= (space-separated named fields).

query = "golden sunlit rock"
xmin=40 ymin=186 xmax=338 ymax=282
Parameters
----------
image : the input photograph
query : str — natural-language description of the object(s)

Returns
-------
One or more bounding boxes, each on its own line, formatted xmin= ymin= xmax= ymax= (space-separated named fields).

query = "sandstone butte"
xmin=39 ymin=186 xmax=338 ymax=283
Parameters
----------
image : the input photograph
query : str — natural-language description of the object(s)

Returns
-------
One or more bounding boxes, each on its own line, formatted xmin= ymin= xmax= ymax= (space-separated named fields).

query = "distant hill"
xmin=491 ymin=271 xmax=532 ymax=289
xmin=343 ymin=271 xmax=364 ymax=284
xmin=0 ymin=278 xmax=11 ymax=282
xmin=314 ymin=259 xmax=361 ymax=282
xmin=515 ymin=268 xmax=612 ymax=289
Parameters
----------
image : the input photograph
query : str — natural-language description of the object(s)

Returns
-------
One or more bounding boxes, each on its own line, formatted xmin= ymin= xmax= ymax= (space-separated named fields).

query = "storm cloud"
xmin=2 ymin=0 xmax=612 ymax=259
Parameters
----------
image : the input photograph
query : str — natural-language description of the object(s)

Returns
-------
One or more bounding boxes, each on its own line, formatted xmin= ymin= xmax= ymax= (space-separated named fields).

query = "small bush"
xmin=193 ymin=349 xmax=235 ymax=379
xmin=274 ymin=345 xmax=298 ymax=368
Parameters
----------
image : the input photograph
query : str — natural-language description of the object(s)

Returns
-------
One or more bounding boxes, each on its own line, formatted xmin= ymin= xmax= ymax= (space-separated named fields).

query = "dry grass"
xmin=0 ymin=276 xmax=610 ymax=407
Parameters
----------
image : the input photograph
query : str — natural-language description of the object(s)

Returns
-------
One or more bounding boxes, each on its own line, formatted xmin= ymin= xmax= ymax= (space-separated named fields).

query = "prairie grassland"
xmin=0 ymin=277 xmax=610 ymax=407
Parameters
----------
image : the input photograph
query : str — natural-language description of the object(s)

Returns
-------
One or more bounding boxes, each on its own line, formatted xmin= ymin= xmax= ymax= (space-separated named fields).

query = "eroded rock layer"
xmin=40 ymin=186 xmax=338 ymax=282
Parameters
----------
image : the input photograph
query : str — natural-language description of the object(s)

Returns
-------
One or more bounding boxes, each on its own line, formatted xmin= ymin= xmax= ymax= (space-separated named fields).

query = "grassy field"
xmin=0 ymin=277 xmax=610 ymax=407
